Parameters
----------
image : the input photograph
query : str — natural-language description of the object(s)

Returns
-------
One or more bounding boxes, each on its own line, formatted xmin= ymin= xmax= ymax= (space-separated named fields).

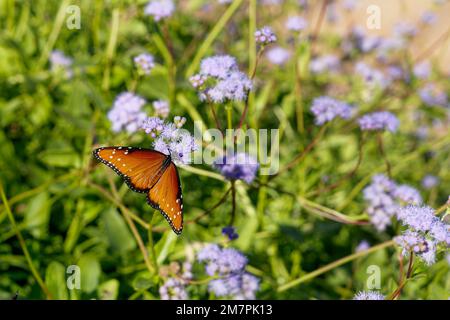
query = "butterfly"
xmin=93 ymin=146 xmax=183 ymax=234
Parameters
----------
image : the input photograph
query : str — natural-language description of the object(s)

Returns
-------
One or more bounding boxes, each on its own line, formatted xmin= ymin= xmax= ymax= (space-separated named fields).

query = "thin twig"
xmin=377 ymin=132 xmax=392 ymax=178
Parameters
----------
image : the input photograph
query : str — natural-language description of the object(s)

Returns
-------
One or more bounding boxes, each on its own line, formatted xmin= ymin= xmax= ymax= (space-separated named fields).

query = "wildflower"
xmin=142 ymin=117 xmax=197 ymax=164
xmin=222 ymin=226 xmax=239 ymax=240
xmin=355 ymin=240 xmax=370 ymax=253
xmin=355 ymin=62 xmax=390 ymax=89
xmin=134 ymin=53 xmax=155 ymax=75
xmin=50 ymin=50 xmax=73 ymax=78
xmin=144 ymin=0 xmax=174 ymax=21
xmin=394 ymin=22 xmax=417 ymax=38
xmin=108 ymin=92 xmax=147 ymax=133
xmin=309 ymin=54 xmax=340 ymax=74
xmin=395 ymin=205 xmax=449 ymax=265
xmin=205 ymin=71 xmax=252 ymax=103
xmin=200 ymin=55 xmax=238 ymax=79
xmin=214 ymin=153 xmax=259 ymax=183
xmin=193 ymin=55 xmax=252 ymax=103
xmin=265 ymin=46 xmax=290 ymax=65
xmin=421 ymin=11 xmax=437 ymax=25
xmin=189 ymin=74 xmax=207 ymax=89
xmin=422 ymin=174 xmax=439 ymax=189
xmin=310 ymin=96 xmax=352 ymax=125
xmin=394 ymin=185 xmax=422 ymax=205
xmin=153 ymin=100 xmax=170 ymax=118
xmin=285 ymin=16 xmax=308 ymax=32
xmin=363 ymin=175 xmax=423 ymax=232
xmin=413 ymin=61 xmax=431 ymax=80
xmin=353 ymin=291 xmax=385 ymax=300
xmin=358 ymin=111 xmax=399 ymax=133
xmin=142 ymin=116 xmax=165 ymax=137
xmin=419 ymin=84 xmax=448 ymax=107
xmin=159 ymin=278 xmax=188 ymax=300
xmin=197 ymin=244 xmax=259 ymax=300
xmin=254 ymin=26 xmax=277 ymax=45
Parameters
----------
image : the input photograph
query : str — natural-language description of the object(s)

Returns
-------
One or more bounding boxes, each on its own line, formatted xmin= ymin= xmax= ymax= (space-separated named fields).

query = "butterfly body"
xmin=93 ymin=146 xmax=183 ymax=234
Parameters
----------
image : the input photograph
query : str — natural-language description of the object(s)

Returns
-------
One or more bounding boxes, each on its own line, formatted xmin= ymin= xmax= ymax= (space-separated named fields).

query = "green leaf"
xmin=102 ymin=207 xmax=136 ymax=254
xmin=78 ymin=254 xmax=101 ymax=294
xmin=97 ymin=279 xmax=119 ymax=300
xmin=23 ymin=192 xmax=51 ymax=238
xmin=155 ymin=231 xmax=177 ymax=265
xmin=45 ymin=261 xmax=68 ymax=299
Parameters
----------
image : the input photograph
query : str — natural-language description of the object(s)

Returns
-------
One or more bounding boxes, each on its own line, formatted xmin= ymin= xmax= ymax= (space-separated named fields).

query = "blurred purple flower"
xmin=214 ymin=153 xmax=259 ymax=183
xmin=134 ymin=53 xmax=155 ymax=75
xmin=197 ymin=244 xmax=259 ymax=300
xmin=310 ymin=54 xmax=340 ymax=74
xmin=413 ymin=61 xmax=431 ymax=80
xmin=422 ymin=175 xmax=439 ymax=189
xmin=353 ymin=291 xmax=385 ymax=300
xmin=355 ymin=62 xmax=390 ymax=89
xmin=394 ymin=22 xmax=417 ymax=38
xmin=285 ymin=16 xmax=308 ymax=32
xmin=153 ymin=100 xmax=170 ymax=118
xmin=159 ymin=278 xmax=188 ymax=300
xmin=108 ymin=92 xmax=147 ymax=133
xmin=50 ymin=50 xmax=73 ymax=78
xmin=222 ymin=226 xmax=239 ymax=240
xmin=310 ymin=96 xmax=352 ymax=125
xmin=144 ymin=0 xmax=174 ymax=21
xmin=255 ymin=26 xmax=277 ymax=45
xmin=358 ymin=111 xmax=399 ymax=133
xmin=205 ymin=71 xmax=252 ymax=103
xmin=419 ymin=84 xmax=448 ymax=107
xmin=421 ymin=11 xmax=437 ymax=25
xmin=394 ymin=185 xmax=423 ymax=205
xmin=355 ymin=240 xmax=370 ymax=253
xmin=266 ymin=46 xmax=291 ymax=65
xmin=200 ymin=55 xmax=237 ymax=79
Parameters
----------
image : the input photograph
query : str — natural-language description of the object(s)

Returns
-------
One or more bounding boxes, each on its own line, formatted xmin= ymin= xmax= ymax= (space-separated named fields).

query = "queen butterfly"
xmin=93 ymin=146 xmax=183 ymax=234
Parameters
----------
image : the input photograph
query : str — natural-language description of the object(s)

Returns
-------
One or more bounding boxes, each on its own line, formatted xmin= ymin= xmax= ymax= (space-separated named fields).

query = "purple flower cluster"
xmin=310 ymin=96 xmax=352 ymax=125
xmin=191 ymin=55 xmax=252 ymax=103
xmin=141 ymin=117 xmax=197 ymax=164
xmin=254 ymin=26 xmax=277 ymax=45
xmin=413 ymin=61 xmax=431 ymax=80
xmin=222 ymin=226 xmax=239 ymax=240
xmin=355 ymin=62 xmax=390 ymax=89
xmin=363 ymin=174 xmax=422 ymax=231
xmin=108 ymin=92 xmax=147 ymax=133
xmin=197 ymin=244 xmax=259 ymax=300
xmin=285 ymin=16 xmax=308 ymax=32
xmin=159 ymin=278 xmax=188 ymax=300
xmin=50 ymin=50 xmax=73 ymax=78
xmin=395 ymin=205 xmax=449 ymax=265
xmin=309 ymin=54 xmax=340 ymax=74
xmin=144 ymin=0 xmax=174 ymax=21
xmin=353 ymin=291 xmax=385 ymax=300
xmin=134 ymin=53 xmax=155 ymax=75
xmin=358 ymin=111 xmax=399 ymax=133
xmin=421 ymin=175 xmax=439 ymax=189
xmin=214 ymin=153 xmax=259 ymax=183
xmin=419 ymin=84 xmax=448 ymax=107
xmin=265 ymin=46 xmax=291 ymax=65
xmin=153 ymin=100 xmax=170 ymax=118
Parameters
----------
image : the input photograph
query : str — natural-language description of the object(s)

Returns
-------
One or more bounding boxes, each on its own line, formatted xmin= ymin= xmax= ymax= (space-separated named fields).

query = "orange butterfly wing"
xmin=147 ymin=162 xmax=183 ymax=234
xmin=93 ymin=146 xmax=183 ymax=234
xmin=93 ymin=147 xmax=167 ymax=193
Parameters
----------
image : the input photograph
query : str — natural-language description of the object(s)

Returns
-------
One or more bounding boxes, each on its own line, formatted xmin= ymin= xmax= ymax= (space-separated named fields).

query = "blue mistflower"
xmin=310 ymin=54 xmax=340 ymax=74
xmin=310 ymin=96 xmax=352 ymax=125
xmin=265 ymin=46 xmax=291 ymax=65
xmin=134 ymin=53 xmax=155 ymax=75
xmin=353 ymin=291 xmax=385 ymax=300
xmin=285 ymin=16 xmax=308 ymax=32
xmin=50 ymin=50 xmax=73 ymax=78
xmin=222 ymin=226 xmax=239 ymax=240
xmin=419 ymin=84 xmax=448 ymax=107
xmin=254 ymin=26 xmax=277 ymax=45
xmin=358 ymin=111 xmax=399 ymax=133
xmin=197 ymin=244 xmax=259 ymax=300
xmin=107 ymin=92 xmax=147 ymax=133
xmin=214 ymin=153 xmax=259 ymax=184
xmin=159 ymin=278 xmax=188 ymax=300
xmin=422 ymin=175 xmax=439 ymax=189
xmin=144 ymin=0 xmax=174 ymax=21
